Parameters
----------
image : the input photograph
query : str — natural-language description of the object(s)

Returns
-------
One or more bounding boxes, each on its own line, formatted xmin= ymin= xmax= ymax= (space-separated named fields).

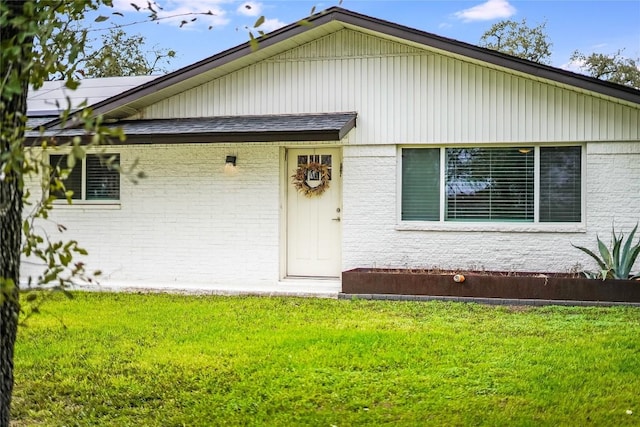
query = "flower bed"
xmin=341 ymin=268 xmax=640 ymax=303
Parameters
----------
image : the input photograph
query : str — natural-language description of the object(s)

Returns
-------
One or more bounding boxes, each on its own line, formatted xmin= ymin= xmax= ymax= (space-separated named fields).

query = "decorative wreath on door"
xmin=291 ymin=162 xmax=330 ymax=197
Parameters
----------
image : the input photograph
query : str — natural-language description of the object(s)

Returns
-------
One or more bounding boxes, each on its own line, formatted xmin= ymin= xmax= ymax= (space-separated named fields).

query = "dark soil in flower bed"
xmin=342 ymin=268 xmax=640 ymax=303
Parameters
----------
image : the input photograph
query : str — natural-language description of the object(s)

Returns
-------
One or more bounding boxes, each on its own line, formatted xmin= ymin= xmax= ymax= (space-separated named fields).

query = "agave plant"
xmin=573 ymin=224 xmax=640 ymax=280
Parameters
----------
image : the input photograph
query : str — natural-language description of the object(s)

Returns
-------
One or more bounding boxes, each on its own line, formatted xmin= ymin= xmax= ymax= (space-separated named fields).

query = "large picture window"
xmin=50 ymin=153 xmax=120 ymax=201
xmin=401 ymin=146 xmax=581 ymax=223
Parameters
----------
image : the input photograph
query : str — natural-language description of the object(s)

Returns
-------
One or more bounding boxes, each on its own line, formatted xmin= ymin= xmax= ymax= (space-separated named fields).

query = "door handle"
xmin=332 ymin=207 xmax=341 ymax=221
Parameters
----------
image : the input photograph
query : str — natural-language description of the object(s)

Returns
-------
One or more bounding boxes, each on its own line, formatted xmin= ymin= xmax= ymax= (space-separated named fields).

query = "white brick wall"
xmin=20 ymin=139 xmax=640 ymax=288
xmin=342 ymin=142 xmax=640 ymax=274
xmin=22 ymin=144 xmax=282 ymax=287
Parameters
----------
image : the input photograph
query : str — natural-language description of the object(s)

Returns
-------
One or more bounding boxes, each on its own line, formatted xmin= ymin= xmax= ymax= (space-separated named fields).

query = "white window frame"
xmin=397 ymin=144 xmax=586 ymax=233
xmin=49 ymin=152 xmax=121 ymax=208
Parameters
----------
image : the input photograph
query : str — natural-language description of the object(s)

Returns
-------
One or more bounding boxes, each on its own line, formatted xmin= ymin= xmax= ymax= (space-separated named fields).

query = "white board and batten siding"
xmin=142 ymin=28 xmax=640 ymax=144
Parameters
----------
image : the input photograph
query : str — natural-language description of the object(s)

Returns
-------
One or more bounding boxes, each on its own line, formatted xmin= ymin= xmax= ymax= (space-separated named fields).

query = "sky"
xmin=86 ymin=0 xmax=640 ymax=75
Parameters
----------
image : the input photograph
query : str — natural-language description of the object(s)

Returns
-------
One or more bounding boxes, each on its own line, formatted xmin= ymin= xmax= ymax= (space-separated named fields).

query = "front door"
xmin=287 ymin=148 xmax=342 ymax=277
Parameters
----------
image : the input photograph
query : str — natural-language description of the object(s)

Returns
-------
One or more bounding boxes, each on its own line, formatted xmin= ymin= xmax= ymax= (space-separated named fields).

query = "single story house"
xmin=25 ymin=7 xmax=640 ymax=289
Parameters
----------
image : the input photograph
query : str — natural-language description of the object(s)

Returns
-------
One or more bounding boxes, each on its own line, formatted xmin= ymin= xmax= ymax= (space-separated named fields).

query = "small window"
xmin=402 ymin=148 xmax=440 ymax=221
xmin=401 ymin=146 xmax=582 ymax=224
xmin=49 ymin=154 xmax=82 ymax=200
xmin=50 ymin=154 xmax=120 ymax=201
xmin=298 ymin=154 xmax=333 ymax=181
xmin=539 ymin=147 xmax=581 ymax=222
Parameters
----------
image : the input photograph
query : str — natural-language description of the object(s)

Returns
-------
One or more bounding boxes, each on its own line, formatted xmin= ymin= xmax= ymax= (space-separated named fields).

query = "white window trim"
xmin=396 ymin=144 xmax=586 ymax=233
xmin=49 ymin=152 xmax=121 ymax=207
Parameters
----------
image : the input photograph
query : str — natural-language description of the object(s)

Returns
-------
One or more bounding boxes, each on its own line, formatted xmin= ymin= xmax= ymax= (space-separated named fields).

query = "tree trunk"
xmin=0 ymin=0 xmax=28 ymax=424
xmin=0 ymin=181 xmax=22 ymax=426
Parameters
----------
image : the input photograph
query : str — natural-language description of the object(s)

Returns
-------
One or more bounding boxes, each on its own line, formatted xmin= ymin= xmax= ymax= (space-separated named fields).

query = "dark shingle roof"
xmin=27 ymin=117 xmax=57 ymax=129
xmin=26 ymin=112 xmax=357 ymax=144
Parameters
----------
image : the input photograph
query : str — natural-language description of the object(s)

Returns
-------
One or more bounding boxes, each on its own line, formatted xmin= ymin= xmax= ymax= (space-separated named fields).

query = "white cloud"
xmin=256 ymin=17 xmax=286 ymax=33
xmin=159 ymin=6 xmax=229 ymax=29
xmin=111 ymin=0 xmax=232 ymax=29
xmin=560 ymin=58 xmax=585 ymax=74
xmin=241 ymin=16 xmax=286 ymax=34
xmin=236 ymin=2 xmax=287 ymax=34
xmin=108 ymin=0 xmax=289 ymax=35
xmin=454 ymin=0 xmax=516 ymax=22
xmin=237 ymin=2 xmax=262 ymax=17
xmin=112 ymin=0 xmax=147 ymax=11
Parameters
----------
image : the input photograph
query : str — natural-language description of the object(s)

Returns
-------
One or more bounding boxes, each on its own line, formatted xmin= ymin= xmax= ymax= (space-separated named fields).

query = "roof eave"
xmin=332 ymin=9 xmax=640 ymax=105
xmin=125 ymin=130 xmax=345 ymax=144
xmin=337 ymin=114 xmax=357 ymax=140
xmin=26 ymin=130 xmax=348 ymax=145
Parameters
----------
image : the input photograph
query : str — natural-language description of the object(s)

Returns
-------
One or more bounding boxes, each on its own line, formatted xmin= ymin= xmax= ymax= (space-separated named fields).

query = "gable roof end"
xmin=44 ymin=7 xmax=640 ymax=129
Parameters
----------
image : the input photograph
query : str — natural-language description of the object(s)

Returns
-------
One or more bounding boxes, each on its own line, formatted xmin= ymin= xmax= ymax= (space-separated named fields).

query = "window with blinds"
xmin=540 ymin=146 xmax=581 ymax=222
xmin=446 ymin=148 xmax=534 ymax=221
xmin=49 ymin=153 xmax=120 ymax=202
xmin=401 ymin=146 xmax=581 ymax=223
xmin=49 ymin=154 xmax=82 ymax=200
xmin=402 ymin=149 xmax=440 ymax=220
xmin=86 ymin=154 xmax=120 ymax=200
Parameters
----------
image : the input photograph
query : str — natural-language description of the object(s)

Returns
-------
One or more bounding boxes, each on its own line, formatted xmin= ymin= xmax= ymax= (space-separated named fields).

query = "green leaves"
xmin=81 ymin=28 xmax=177 ymax=78
xmin=570 ymin=49 xmax=640 ymax=90
xmin=479 ymin=18 xmax=552 ymax=64
xmin=253 ymin=15 xmax=265 ymax=28
xmin=248 ymin=32 xmax=259 ymax=52
xmin=64 ymin=79 xmax=80 ymax=90
xmin=573 ymin=224 xmax=640 ymax=280
xmin=23 ymin=235 xmax=90 ymax=287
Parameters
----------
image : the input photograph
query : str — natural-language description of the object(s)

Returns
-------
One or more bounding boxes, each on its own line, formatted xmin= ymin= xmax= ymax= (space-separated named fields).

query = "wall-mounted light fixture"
xmin=224 ymin=155 xmax=238 ymax=174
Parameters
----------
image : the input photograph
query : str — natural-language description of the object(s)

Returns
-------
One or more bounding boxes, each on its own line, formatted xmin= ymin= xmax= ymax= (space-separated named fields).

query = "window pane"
xmin=540 ymin=146 xmax=581 ymax=222
xmin=321 ymin=154 xmax=332 ymax=180
xmin=446 ymin=148 xmax=534 ymax=221
xmin=402 ymin=148 xmax=440 ymax=221
xmin=49 ymin=154 xmax=82 ymax=200
xmin=86 ymin=154 xmax=120 ymax=200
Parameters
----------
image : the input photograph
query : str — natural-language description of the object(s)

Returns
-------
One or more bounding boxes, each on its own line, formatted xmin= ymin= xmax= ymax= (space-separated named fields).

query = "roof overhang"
xmin=333 ymin=15 xmax=640 ymax=107
xmin=27 ymin=112 xmax=357 ymax=144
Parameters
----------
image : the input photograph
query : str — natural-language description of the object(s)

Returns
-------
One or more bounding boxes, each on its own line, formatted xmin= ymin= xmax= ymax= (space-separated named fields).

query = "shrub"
xmin=573 ymin=224 xmax=640 ymax=280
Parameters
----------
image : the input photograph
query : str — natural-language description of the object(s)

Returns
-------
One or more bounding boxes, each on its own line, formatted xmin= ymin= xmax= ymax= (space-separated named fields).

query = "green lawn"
xmin=11 ymin=292 xmax=640 ymax=426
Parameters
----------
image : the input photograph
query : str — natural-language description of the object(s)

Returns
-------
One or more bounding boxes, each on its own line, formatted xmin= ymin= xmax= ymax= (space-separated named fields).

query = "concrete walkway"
xmin=71 ymin=278 xmax=342 ymax=299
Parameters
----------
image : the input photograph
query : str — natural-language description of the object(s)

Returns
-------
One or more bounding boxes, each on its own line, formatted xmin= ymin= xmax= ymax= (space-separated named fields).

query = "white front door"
xmin=287 ymin=148 xmax=342 ymax=277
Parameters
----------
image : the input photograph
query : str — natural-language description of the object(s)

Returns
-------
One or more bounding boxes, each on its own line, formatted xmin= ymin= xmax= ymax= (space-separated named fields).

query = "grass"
xmin=11 ymin=292 xmax=640 ymax=426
